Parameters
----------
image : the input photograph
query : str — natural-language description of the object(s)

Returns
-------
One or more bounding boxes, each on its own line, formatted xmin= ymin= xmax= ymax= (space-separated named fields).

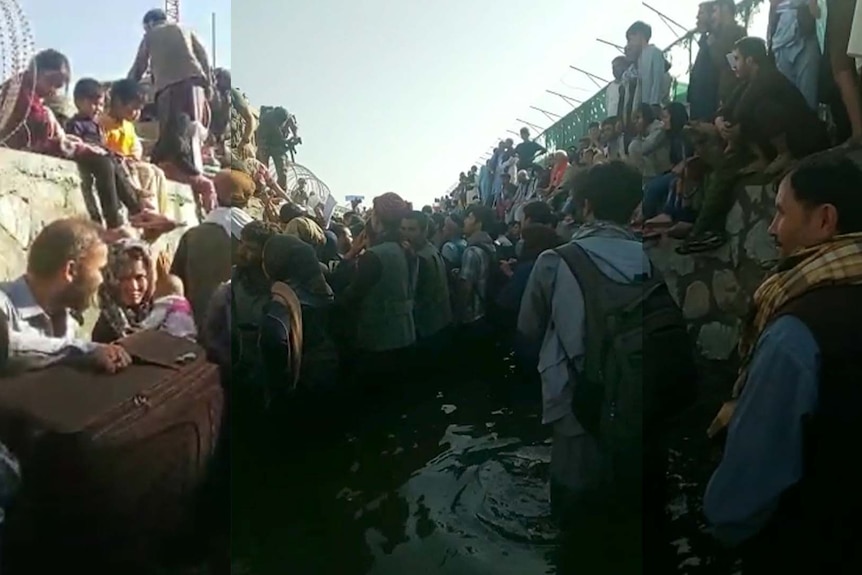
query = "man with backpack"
xmin=517 ymin=160 xmax=696 ymax=571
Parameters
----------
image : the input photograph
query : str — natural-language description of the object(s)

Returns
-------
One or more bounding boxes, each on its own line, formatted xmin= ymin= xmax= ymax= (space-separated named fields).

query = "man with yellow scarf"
xmin=703 ymin=151 xmax=862 ymax=573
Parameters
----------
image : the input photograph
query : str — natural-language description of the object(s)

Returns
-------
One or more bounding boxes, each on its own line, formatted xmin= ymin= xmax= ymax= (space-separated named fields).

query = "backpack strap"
xmin=270 ymin=281 xmax=304 ymax=391
xmin=554 ymin=242 xmax=609 ymax=383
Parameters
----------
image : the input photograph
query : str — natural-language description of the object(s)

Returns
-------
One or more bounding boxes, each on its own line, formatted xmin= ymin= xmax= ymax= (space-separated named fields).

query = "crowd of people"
xmin=0 ymin=1 xmax=860 ymax=574
xmin=447 ymin=1 xmax=862 ymax=256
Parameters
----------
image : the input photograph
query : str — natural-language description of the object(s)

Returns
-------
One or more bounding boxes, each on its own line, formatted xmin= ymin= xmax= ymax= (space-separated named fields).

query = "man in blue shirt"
xmin=704 ymin=152 xmax=862 ymax=572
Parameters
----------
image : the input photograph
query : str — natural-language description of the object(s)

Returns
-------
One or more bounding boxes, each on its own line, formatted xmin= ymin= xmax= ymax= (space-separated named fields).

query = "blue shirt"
xmin=0 ymin=276 xmax=98 ymax=373
xmin=703 ymin=315 xmax=819 ymax=546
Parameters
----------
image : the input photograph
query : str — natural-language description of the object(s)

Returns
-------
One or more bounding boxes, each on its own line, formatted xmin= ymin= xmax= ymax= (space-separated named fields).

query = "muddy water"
xmin=230 ymin=359 xmax=739 ymax=574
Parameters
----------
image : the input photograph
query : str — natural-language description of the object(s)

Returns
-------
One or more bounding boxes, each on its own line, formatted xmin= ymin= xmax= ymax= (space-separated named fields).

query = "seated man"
xmin=679 ymin=36 xmax=829 ymax=254
xmin=0 ymin=218 xmax=131 ymax=374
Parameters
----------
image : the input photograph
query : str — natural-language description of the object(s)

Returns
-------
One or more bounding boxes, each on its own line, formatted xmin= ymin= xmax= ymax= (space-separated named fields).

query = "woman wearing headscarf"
xmin=339 ymin=192 xmax=416 ymax=387
xmin=259 ymin=235 xmax=338 ymax=402
xmin=92 ymin=239 xmax=157 ymax=343
xmin=0 ymin=50 xmax=142 ymax=239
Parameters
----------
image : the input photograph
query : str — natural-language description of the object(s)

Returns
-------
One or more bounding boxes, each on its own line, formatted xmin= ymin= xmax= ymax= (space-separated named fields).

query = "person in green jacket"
xmin=401 ymin=211 xmax=453 ymax=364
xmin=256 ymin=106 xmax=293 ymax=189
xmin=339 ymin=192 xmax=415 ymax=387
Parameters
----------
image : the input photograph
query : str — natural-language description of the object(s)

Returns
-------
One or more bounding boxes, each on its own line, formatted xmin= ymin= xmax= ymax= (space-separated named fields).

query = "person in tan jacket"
xmin=128 ymin=8 xmax=213 ymax=172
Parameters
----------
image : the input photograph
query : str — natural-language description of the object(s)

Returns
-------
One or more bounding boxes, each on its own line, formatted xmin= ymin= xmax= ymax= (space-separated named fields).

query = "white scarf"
xmin=204 ymin=207 xmax=253 ymax=239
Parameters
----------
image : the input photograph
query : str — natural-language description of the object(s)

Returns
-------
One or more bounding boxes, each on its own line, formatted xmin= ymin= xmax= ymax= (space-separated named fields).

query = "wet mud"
xmin=229 ymin=358 xmax=741 ymax=574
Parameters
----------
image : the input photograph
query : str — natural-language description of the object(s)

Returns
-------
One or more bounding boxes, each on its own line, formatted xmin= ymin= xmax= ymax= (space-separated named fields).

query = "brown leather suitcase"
xmin=0 ymin=330 xmax=224 ymax=574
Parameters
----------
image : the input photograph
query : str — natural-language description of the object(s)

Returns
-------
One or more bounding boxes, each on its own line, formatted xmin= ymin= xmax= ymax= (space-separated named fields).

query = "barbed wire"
xmin=0 ymin=0 xmax=35 ymax=147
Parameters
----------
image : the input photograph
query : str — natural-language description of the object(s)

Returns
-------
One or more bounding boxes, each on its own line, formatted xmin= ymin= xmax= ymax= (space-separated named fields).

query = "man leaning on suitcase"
xmin=0 ymin=218 xmax=132 ymax=375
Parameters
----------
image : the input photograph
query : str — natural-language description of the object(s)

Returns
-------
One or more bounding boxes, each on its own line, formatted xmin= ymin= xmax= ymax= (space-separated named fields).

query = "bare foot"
xmin=740 ymin=160 xmax=768 ymax=175
xmin=667 ymin=222 xmax=694 ymax=239
xmin=645 ymin=213 xmax=673 ymax=227
xmin=764 ymin=153 xmax=793 ymax=175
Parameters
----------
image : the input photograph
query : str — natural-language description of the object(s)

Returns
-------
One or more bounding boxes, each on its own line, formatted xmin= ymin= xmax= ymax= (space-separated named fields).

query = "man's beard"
xmin=59 ymin=278 xmax=99 ymax=315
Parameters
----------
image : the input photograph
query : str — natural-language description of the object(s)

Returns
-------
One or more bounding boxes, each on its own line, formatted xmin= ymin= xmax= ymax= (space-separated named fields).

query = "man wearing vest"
xmin=340 ymin=193 xmax=415 ymax=386
xmin=401 ymin=211 xmax=453 ymax=366
xmin=704 ymin=152 xmax=862 ymax=573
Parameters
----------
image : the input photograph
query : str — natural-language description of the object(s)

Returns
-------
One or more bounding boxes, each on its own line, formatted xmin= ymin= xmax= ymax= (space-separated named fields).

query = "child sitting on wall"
xmin=65 ymin=78 xmax=142 ymax=231
xmin=101 ymin=79 xmax=168 ymax=213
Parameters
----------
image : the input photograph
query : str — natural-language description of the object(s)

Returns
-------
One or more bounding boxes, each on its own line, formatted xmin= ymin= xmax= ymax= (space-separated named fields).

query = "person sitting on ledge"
xmin=678 ymin=36 xmax=829 ymax=255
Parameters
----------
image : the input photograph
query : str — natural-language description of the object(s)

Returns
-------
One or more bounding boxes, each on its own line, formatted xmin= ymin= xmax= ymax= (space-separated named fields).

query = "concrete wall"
xmin=647 ymin=182 xmax=779 ymax=360
xmin=0 ymin=148 xmax=199 ymax=332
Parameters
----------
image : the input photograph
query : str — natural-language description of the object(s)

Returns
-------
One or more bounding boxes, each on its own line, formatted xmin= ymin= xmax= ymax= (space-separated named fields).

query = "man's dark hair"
xmin=28 ymin=217 xmax=104 ymax=278
xmin=73 ymin=78 xmax=104 ymax=102
xmin=446 ymin=212 xmax=465 ymax=229
xmin=404 ymin=210 xmax=429 ymax=233
xmin=626 ymin=21 xmax=652 ymax=41
xmin=240 ymin=220 xmax=279 ymax=246
xmin=279 ymin=202 xmax=305 ymax=223
xmin=522 ymin=200 xmax=555 ymax=226
xmin=143 ymin=9 xmax=168 ymax=25
xmin=520 ymin=126 xmax=530 ymax=136
xmin=110 ymin=79 xmax=146 ymax=106
xmin=421 ymin=205 xmax=433 ymax=214
xmin=329 ymin=222 xmax=348 ymax=239
xmin=787 ymin=152 xmax=862 ymax=234
xmin=602 ymin=116 xmax=618 ymax=127
xmin=32 ymin=49 xmax=70 ymax=81
xmin=735 ymin=37 xmax=769 ymax=66
xmin=430 ymin=212 xmax=445 ymax=231
xmin=465 ymin=205 xmax=496 ymax=232
xmin=588 ymin=121 xmax=600 ymax=129
xmin=215 ymin=68 xmax=231 ymax=85
xmin=574 ymin=161 xmax=642 ymax=224
xmin=638 ymin=103 xmax=657 ymax=126
xmin=716 ymin=0 xmax=736 ymax=15
xmin=612 ymin=56 xmax=629 ymax=67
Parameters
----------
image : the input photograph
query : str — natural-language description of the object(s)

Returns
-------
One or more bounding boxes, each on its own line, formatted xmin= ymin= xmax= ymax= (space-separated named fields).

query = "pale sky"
xmin=23 ymin=0 xmax=230 ymax=84
xmin=232 ymin=0 xmax=710 ymax=206
xmin=22 ymin=0 xmax=768 ymax=208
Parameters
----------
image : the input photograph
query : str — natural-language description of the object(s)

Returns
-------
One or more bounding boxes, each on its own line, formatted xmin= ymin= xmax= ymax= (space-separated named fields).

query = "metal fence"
xmin=536 ymin=0 xmax=763 ymax=150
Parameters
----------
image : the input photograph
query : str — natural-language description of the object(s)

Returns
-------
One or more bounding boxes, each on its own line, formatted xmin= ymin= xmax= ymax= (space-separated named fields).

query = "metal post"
xmin=211 ymin=13 xmax=217 ymax=67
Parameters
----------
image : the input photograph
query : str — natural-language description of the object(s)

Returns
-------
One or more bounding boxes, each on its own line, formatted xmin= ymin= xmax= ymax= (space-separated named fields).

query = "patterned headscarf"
xmin=263 ymin=234 xmax=333 ymax=300
xmin=97 ymin=238 xmax=156 ymax=339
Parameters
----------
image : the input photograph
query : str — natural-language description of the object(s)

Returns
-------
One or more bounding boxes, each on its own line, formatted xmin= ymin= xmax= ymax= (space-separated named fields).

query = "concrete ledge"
xmin=0 ymin=148 xmax=199 ymax=337
xmin=647 ymin=183 xmax=778 ymax=360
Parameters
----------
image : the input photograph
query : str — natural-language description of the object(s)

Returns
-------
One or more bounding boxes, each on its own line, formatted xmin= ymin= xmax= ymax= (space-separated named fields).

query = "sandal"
xmin=676 ymin=231 xmax=727 ymax=255
xmin=667 ymin=222 xmax=693 ymax=239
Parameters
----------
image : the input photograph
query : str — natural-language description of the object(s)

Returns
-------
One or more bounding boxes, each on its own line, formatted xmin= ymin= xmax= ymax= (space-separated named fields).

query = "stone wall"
xmin=0 ymin=148 xmax=199 ymax=333
xmin=647 ymin=182 xmax=779 ymax=360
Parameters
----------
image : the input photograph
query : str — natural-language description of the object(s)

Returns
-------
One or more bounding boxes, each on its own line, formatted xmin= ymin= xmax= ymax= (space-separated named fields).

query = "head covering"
xmin=97 ymin=238 xmax=156 ymax=338
xmin=372 ymin=192 xmax=410 ymax=225
xmin=213 ymin=169 xmax=255 ymax=207
xmin=263 ymin=235 xmax=333 ymax=300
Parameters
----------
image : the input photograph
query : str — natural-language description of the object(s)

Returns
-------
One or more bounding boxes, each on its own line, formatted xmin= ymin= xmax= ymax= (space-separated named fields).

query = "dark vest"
xmin=745 ymin=284 xmax=862 ymax=573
